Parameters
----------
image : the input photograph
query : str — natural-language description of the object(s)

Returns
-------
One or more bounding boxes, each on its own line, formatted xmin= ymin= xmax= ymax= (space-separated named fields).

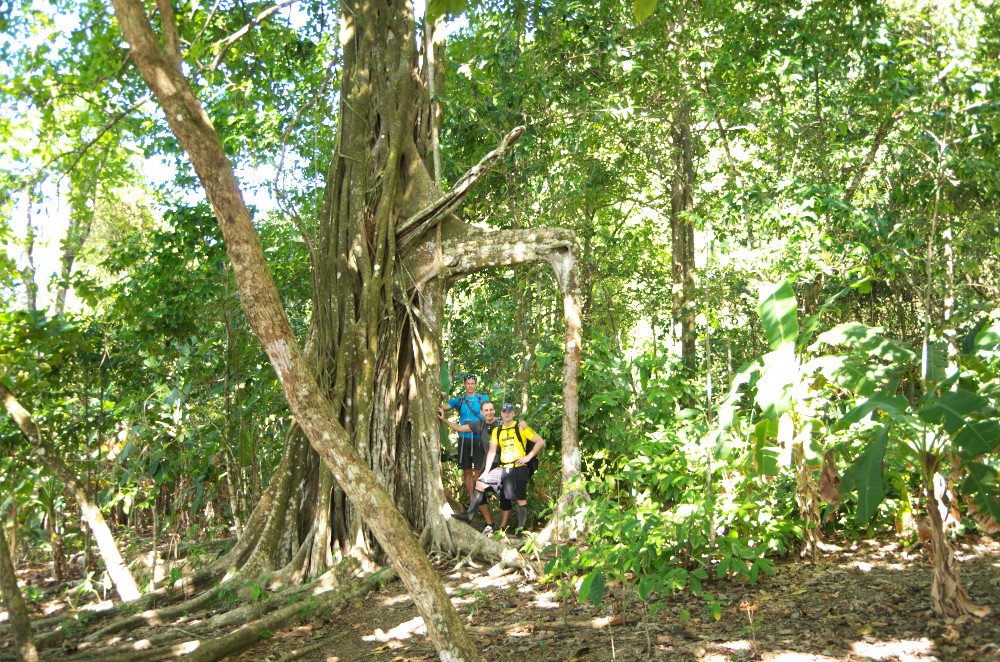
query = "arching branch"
xmin=440 ymin=227 xmax=585 ymax=542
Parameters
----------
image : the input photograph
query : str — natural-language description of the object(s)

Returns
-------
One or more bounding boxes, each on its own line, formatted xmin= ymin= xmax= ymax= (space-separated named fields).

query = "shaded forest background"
xmin=0 ymin=0 xmax=998 ymax=657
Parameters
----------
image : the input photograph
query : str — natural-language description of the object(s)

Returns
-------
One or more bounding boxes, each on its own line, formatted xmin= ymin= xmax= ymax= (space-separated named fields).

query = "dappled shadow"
xmin=221 ymin=535 xmax=999 ymax=661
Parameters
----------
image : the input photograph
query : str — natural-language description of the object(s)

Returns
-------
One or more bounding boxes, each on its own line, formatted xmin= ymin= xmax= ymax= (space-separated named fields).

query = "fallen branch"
xmin=63 ymin=569 xmax=393 ymax=662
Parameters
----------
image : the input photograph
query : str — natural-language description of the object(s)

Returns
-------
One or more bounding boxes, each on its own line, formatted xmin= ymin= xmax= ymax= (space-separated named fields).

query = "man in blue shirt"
xmin=441 ymin=374 xmax=490 ymax=505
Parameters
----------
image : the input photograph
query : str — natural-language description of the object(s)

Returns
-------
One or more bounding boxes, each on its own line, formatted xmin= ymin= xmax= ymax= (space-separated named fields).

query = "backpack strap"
xmin=512 ymin=425 xmax=525 ymax=455
xmin=459 ymin=394 xmax=484 ymax=423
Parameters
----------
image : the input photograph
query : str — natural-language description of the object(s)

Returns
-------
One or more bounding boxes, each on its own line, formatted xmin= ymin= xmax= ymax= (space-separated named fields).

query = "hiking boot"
xmin=482 ymin=525 xmax=494 ymax=535
xmin=451 ymin=511 xmax=472 ymax=523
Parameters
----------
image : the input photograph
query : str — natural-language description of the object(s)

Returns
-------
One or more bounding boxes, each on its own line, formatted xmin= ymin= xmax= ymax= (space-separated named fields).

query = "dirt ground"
xmin=1 ymin=533 xmax=997 ymax=661
xmin=228 ymin=534 xmax=1000 ymax=662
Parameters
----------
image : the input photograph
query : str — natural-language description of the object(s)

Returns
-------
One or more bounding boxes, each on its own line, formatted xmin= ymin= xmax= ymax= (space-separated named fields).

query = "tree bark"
xmin=671 ymin=100 xmax=697 ymax=375
xmin=0 ymin=384 xmax=141 ymax=602
xmin=925 ymin=471 xmax=989 ymax=617
xmin=109 ymin=5 xmax=584 ymax=661
xmin=0 ymin=522 xmax=39 ymax=662
xmin=109 ymin=0 xmax=480 ymax=657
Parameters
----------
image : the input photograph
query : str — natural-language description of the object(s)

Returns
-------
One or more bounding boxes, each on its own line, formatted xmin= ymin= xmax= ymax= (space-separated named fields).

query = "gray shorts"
xmin=479 ymin=466 xmax=503 ymax=491
xmin=479 ymin=466 xmax=529 ymax=510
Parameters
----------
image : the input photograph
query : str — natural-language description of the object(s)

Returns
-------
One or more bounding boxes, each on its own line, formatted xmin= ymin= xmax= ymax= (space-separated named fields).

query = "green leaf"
xmin=757 ymin=281 xmax=798 ymax=350
xmin=809 ymin=355 xmax=879 ymax=397
xmin=973 ymin=320 xmax=1000 ymax=353
xmin=755 ymin=347 xmax=797 ymax=419
xmin=632 ymin=0 xmax=657 ymax=22
xmin=923 ymin=342 xmax=949 ymax=382
xmin=753 ymin=419 xmax=779 ymax=476
xmin=953 ymin=420 xmax=999 ymax=457
xmin=919 ymin=390 xmax=987 ymax=433
xmin=579 ymin=570 xmax=606 ymax=608
xmin=960 ymin=460 xmax=1000 ymax=525
xmin=844 ymin=425 xmax=889 ymax=523
xmin=833 ymin=394 xmax=908 ymax=431
xmin=426 ymin=0 xmax=468 ymax=21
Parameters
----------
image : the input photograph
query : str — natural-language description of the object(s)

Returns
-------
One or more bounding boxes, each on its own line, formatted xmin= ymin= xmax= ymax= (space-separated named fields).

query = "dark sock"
xmin=517 ymin=505 xmax=528 ymax=530
xmin=466 ymin=490 xmax=485 ymax=516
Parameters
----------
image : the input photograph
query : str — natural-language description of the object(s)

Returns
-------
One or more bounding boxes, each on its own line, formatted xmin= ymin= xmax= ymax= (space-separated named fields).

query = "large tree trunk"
xmin=109 ymin=1 xmax=480 ymax=657
xmin=109 ymin=0 xmax=583 ymax=656
xmin=0 ymin=385 xmax=141 ymax=603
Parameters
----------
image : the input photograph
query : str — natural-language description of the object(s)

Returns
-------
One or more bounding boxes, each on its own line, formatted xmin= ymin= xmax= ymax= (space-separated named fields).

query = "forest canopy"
xmin=0 ymin=0 xmax=998 ymax=660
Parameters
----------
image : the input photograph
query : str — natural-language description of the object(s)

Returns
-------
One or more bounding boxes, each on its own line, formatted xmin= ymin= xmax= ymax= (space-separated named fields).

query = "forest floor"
xmin=2 ymin=533 xmax=998 ymax=661
xmin=230 ymin=533 xmax=1000 ymax=662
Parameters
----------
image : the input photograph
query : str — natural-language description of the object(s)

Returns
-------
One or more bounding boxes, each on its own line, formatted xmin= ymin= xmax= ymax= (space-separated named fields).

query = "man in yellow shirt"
xmin=452 ymin=403 xmax=544 ymax=533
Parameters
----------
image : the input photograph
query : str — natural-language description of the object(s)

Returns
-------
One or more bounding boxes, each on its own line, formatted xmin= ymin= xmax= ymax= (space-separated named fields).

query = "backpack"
xmin=492 ymin=424 xmax=539 ymax=474
xmin=457 ymin=394 xmax=486 ymax=425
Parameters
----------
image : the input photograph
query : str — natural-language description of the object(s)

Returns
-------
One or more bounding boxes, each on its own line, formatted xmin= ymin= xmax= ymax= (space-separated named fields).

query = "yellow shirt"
xmin=493 ymin=423 xmax=537 ymax=466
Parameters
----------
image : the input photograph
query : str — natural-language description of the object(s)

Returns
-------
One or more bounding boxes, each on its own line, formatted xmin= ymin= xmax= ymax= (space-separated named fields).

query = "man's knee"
xmin=475 ymin=481 xmax=488 ymax=491
xmin=516 ymin=499 xmax=527 ymax=506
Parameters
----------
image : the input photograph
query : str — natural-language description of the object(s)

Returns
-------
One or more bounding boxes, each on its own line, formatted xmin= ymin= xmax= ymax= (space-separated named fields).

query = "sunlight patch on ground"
xmin=758 ymin=653 xmax=841 ymax=661
xmin=720 ymin=640 xmax=752 ymax=651
xmin=81 ymin=599 xmax=115 ymax=613
xmin=465 ymin=569 xmax=518 ymax=591
xmin=530 ymin=589 xmax=561 ymax=609
xmin=169 ymin=640 xmax=201 ymax=655
xmin=362 ymin=615 xmax=426 ymax=646
xmin=380 ymin=592 xmax=414 ymax=608
xmin=851 ymin=637 xmax=934 ymax=660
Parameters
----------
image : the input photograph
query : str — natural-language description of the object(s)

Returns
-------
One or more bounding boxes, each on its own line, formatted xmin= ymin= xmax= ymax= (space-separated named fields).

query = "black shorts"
xmin=497 ymin=465 xmax=530 ymax=510
xmin=456 ymin=435 xmax=487 ymax=470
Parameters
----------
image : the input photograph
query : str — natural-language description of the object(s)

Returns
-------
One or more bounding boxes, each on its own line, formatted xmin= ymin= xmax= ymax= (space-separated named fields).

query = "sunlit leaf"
xmin=632 ymin=0 xmax=657 ymax=22
xmin=834 ymin=394 xmax=908 ymax=431
xmin=757 ymin=281 xmax=798 ymax=350
xmin=427 ymin=0 xmax=469 ymax=21
xmin=952 ymin=420 xmax=999 ymax=457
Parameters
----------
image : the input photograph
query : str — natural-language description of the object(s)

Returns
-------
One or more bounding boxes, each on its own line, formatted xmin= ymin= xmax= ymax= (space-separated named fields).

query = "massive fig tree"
xmin=108 ymin=0 xmax=581 ymax=657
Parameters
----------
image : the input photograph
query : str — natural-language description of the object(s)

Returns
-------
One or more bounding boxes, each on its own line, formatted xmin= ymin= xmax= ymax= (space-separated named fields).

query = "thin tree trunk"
xmin=22 ymin=198 xmax=39 ymax=312
xmin=45 ymin=479 xmax=67 ymax=582
xmin=0 ymin=384 xmax=141 ymax=602
xmin=0 ymin=524 xmax=39 ymax=662
xmin=671 ymin=100 xmax=697 ymax=375
xmin=942 ymin=217 xmax=958 ymax=377
xmin=55 ymin=151 xmax=105 ymax=315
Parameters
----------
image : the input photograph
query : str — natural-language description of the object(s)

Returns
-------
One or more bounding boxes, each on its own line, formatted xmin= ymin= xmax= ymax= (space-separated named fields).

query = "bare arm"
xmin=438 ymin=407 xmax=471 ymax=433
xmin=515 ymin=432 xmax=544 ymax=466
xmin=480 ymin=441 xmax=497 ymax=480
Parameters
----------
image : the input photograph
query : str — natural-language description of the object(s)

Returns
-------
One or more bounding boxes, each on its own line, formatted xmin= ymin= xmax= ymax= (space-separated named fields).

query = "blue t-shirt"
xmin=448 ymin=393 xmax=489 ymax=440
